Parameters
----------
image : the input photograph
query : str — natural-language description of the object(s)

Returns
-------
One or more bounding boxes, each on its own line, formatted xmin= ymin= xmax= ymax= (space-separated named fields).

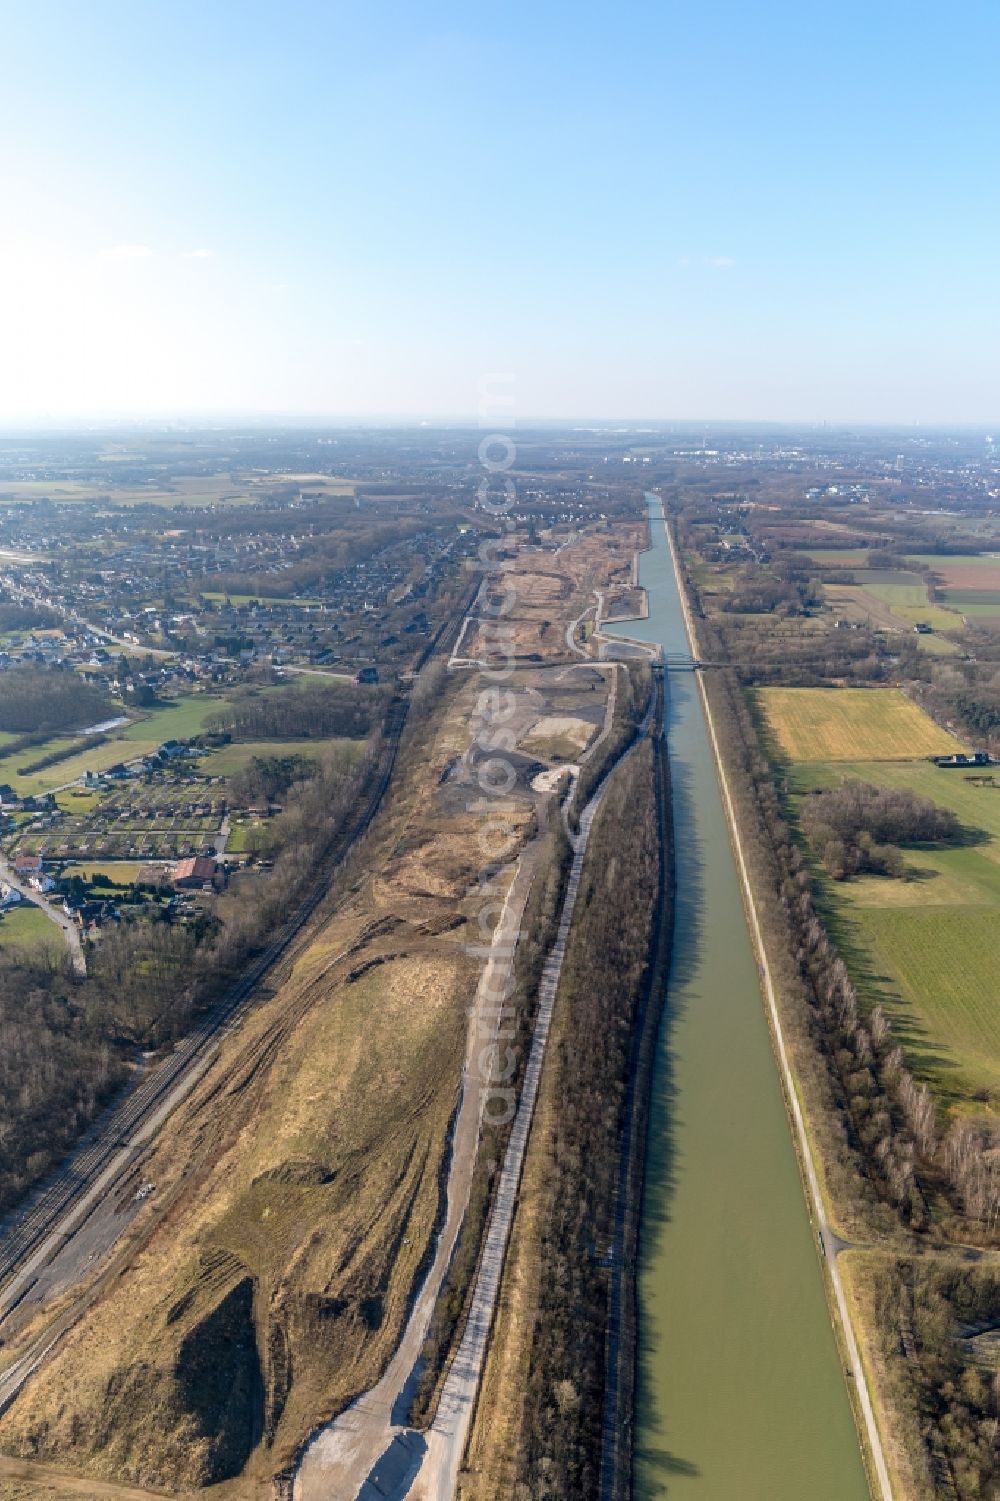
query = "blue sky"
xmin=1 ymin=0 xmax=998 ymax=422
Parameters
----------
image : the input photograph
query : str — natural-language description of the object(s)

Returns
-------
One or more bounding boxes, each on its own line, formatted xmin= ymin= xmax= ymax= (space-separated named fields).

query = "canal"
xmin=606 ymin=497 xmax=870 ymax=1500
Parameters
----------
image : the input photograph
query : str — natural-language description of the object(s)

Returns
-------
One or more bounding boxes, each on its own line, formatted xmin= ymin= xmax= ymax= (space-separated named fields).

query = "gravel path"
xmin=293 ymin=855 xmax=535 ymax=1501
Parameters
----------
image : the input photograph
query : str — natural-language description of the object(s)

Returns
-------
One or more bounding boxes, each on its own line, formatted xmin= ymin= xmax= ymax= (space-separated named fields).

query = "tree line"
xmin=516 ymin=743 xmax=662 ymax=1498
xmin=801 ymin=779 xmax=962 ymax=880
xmin=684 ymin=563 xmax=999 ymax=1493
xmin=205 ymin=680 xmax=387 ymax=742
xmin=0 ymin=667 xmax=112 ymax=735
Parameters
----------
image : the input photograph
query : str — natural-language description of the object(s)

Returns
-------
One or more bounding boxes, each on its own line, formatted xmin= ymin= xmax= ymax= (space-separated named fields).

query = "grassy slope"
xmin=0 ymin=669 xmax=534 ymax=1494
xmin=0 ymin=905 xmax=474 ymax=1494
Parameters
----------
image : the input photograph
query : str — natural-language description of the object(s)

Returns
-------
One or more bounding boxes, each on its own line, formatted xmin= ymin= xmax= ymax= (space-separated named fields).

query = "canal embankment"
xmin=607 ymin=495 xmax=873 ymax=1501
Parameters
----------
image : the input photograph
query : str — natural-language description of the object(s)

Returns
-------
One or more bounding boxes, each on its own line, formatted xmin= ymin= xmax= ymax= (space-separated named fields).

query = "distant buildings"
xmin=930 ymin=751 xmax=993 ymax=768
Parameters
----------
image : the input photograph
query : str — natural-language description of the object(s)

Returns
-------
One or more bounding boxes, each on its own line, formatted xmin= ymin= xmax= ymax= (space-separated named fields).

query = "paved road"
xmin=414 ymin=787 xmax=607 ymax=1501
xmin=0 ymin=855 xmax=87 ymax=977
xmin=294 ymin=855 xmax=535 ymax=1501
xmin=409 ymin=689 xmax=657 ymax=1501
xmin=0 ymin=574 xmax=172 ymax=659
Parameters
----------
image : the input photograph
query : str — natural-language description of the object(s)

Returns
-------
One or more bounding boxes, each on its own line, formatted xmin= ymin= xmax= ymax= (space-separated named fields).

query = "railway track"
xmin=0 ymin=567 xmax=488 ymax=1422
xmin=0 ymin=695 xmax=410 ymax=1336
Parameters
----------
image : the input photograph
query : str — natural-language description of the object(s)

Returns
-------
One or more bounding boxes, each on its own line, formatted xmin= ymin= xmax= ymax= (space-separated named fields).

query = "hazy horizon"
xmin=3 ymin=0 xmax=999 ymax=424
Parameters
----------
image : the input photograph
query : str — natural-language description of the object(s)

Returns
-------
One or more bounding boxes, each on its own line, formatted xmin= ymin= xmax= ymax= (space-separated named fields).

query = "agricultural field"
xmin=852 ymin=908 xmax=1000 ymax=1102
xmin=0 ymin=696 xmax=235 ymax=799
xmin=788 ymin=758 xmax=1000 ymax=838
xmin=863 ymin=578 xmax=963 ymax=631
xmin=0 ymin=471 xmax=356 ymax=508
xmin=789 ymin=756 xmax=1000 ymax=1106
xmin=757 ymin=687 xmax=966 ymax=763
xmin=905 ymin=553 xmax=1000 ymax=573
xmin=940 ymin=590 xmax=1000 ymax=619
xmin=4 ymin=735 xmax=160 ymax=798
xmin=823 ymin=576 xmax=962 ymax=635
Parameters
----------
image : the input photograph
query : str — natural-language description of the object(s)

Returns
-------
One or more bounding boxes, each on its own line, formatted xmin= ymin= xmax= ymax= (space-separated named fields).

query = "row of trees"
xmin=516 ymin=743 xmax=662 ymax=1497
xmin=681 ymin=547 xmax=1000 ymax=1493
xmin=0 ymin=667 xmax=111 ymax=735
xmin=409 ymin=798 xmax=572 ymax=1425
xmin=206 ymin=680 xmax=386 ymax=741
xmin=567 ymin=659 xmax=652 ymax=831
xmin=867 ymin=1259 xmax=1000 ymax=1499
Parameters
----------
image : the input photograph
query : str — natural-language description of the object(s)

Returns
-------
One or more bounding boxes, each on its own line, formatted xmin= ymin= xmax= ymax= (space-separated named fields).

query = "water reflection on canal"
xmin=605 ymin=497 xmax=869 ymax=1500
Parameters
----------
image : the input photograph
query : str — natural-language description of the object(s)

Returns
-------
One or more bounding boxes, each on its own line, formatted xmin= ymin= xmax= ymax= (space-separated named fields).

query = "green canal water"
xmin=607 ymin=497 xmax=870 ymax=1500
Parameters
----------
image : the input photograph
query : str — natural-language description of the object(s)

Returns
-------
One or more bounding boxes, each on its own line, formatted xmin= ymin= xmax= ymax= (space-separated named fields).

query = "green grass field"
xmin=0 ymin=902 xmax=65 ymax=958
xmin=2 ymin=696 xmax=234 ymax=796
xmin=55 ymin=788 xmax=103 ymax=813
xmin=915 ymin=632 xmax=961 ymax=656
xmin=791 ymin=757 xmax=1000 ymax=1104
xmin=789 ymin=759 xmax=1000 ymax=838
xmin=120 ymin=695 xmax=232 ymax=742
xmin=855 ymin=908 xmax=1000 ymax=1099
xmin=8 ymin=735 xmax=160 ymax=797
xmin=941 ymin=589 xmax=1000 ymax=618
xmin=906 ymin=553 xmax=1000 ymax=569
xmin=61 ymin=860 xmax=146 ymax=884
xmin=863 ymin=580 xmax=962 ymax=631
xmin=0 ymin=472 xmax=355 ymax=508
xmin=758 ymin=687 xmax=966 ymax=763
xmin=201 ymin=737 xmax=364 ymax=777
xmin=200 ymin=592 xmax=323 ymax=607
